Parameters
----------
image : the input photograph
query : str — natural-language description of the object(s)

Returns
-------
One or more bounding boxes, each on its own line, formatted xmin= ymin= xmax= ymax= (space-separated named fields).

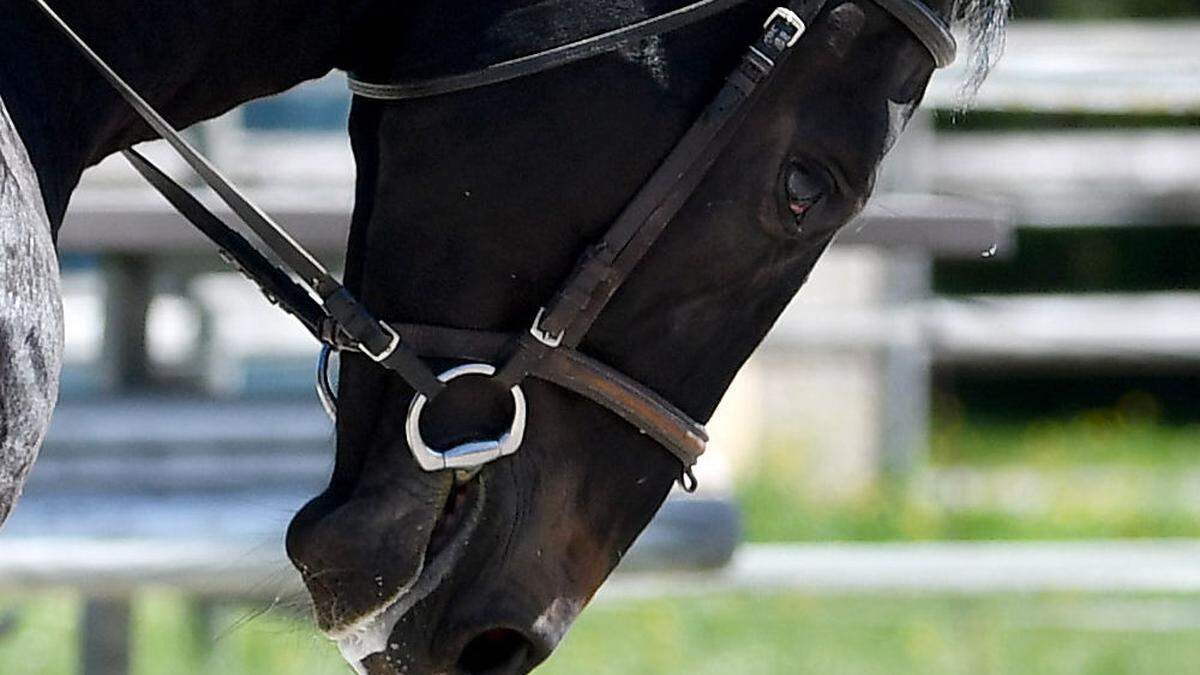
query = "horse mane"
xmin=953 ymin=0 xmax=1011 ymax=102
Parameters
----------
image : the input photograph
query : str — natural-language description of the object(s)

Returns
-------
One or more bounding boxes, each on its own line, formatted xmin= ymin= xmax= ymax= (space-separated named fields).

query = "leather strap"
xmin=536 ymin=348 xmax=708 ymax=468
xmin=123 ymin=148 xmax=330 ymax=339
xmin=348 ymin=0 xmax=956 ymax=102
xmin=29 ymin=0 xmax=330 ymax=288
xmin=534 ymin=3 xmax=810 ymax=347
xmin=347 ymin=0 xmax=751 ymax=101
xmin=29 ymin=0 xmax=446 ymax=398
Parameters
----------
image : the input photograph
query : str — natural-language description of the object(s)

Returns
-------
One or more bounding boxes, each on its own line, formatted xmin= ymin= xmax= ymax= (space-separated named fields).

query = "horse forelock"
xmin=951 ymin=0 xmax=1011 ymax=103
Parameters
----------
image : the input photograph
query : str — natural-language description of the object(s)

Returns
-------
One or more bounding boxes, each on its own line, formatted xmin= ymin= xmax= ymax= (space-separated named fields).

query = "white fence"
xmin=4 ymin=540 xmax=1200 ymax=600
xmin=926 ymin=21 xmax=1200 ymax=114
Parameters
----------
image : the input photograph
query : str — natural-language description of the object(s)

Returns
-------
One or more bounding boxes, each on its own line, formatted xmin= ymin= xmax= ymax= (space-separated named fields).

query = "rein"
xmin=28 ymin=0 xmax=954 ymax=490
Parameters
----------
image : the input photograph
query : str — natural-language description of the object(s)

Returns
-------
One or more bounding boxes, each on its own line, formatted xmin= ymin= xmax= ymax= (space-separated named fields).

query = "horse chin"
xmin=329 ymin=476 xmax=487 ymax=671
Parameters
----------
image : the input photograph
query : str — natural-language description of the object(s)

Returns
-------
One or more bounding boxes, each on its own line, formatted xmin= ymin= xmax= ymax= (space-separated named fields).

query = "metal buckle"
xmin=764 ymin=7 xmax=806 ymax=48
xmin=360 ymin=321 xmax=401 ymax=362
xmin=405 ymin=364 xmax=528 ymax=471
xmin=529 ymin=307 xmax=564 ymax=348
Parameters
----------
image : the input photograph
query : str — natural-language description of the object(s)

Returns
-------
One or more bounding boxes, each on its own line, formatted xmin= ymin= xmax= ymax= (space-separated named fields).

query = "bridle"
xmin=29 ymin=0 xmax=954 ymax=490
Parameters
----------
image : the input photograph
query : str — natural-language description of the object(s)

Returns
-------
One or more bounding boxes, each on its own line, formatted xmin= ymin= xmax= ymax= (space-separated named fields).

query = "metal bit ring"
xmin=405 ymin=364 xmax=527 ymax=472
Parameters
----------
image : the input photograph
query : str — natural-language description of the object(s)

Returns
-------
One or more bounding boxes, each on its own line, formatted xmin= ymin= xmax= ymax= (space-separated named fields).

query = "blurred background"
xmin=3 ymin=1 xmax=1200 ymax=673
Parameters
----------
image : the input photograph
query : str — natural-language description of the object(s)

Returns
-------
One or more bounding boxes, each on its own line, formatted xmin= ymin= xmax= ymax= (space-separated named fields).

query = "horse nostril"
xmin=456 ymin=628 xmax=532 ymax=674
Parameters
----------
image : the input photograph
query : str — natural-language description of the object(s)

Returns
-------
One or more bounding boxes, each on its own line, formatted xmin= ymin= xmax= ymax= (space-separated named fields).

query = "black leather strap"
xmin=125 ymin=146 xmax=447 ymax=397
xmin=123 ymin=149 xmax=329 ymax=338
xmin=348 ymin=0 xmax=956 ymax=102
xmin=534 ymin=3 xmax=810 ymax=347
xmin=32 ymin=0 xmax=447 ymax=398
xmin=347 ymin=0 xmax=751 ymax=101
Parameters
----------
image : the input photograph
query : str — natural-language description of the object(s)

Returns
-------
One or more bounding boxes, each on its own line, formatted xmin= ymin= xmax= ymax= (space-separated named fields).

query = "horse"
xmin=0 ymin=0 xmax=412 ymax=522
xmin=281 ymin=1 xmax=1006 ymax=673
xmin=0 ymin=0 xmax=1007 ymax=672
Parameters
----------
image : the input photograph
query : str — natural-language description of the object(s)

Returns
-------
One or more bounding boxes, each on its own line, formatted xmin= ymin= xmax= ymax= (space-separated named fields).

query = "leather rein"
xmin=29 ymin=0 xmax=955 ymax=490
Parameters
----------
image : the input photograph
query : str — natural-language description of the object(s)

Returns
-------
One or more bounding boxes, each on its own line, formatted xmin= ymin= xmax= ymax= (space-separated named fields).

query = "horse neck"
xmin=0 ymin=0 xmax=367 ymax=229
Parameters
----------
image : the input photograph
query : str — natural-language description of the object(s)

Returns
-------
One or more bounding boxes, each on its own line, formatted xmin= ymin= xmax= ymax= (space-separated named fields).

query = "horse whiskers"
xmin=217 ymin=603 xmax=278 ymax=644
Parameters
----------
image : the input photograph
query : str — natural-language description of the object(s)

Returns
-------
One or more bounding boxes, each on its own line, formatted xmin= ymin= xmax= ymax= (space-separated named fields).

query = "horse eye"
xmin=781 ymin=162 xmax=829 ymax=235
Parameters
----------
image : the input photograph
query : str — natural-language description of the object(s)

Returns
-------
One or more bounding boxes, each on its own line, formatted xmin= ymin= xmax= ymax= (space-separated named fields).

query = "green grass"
xmin=546 ymin=592 xmax=1200 ymax=675
xmin=932 ymin=410 xmax=1200 ymax=468
xmin=0 ymin=592 xmax=348 ymax=675
xmin=0 ymin=593 xmax=79 ymax=675
xmin=737 ymin=412 xmax=1200 ymax=543
xmin=738 ymin=475 xmax=1200 ymax=543
xmin=7 ymin=591 xmax=1200 ymax=675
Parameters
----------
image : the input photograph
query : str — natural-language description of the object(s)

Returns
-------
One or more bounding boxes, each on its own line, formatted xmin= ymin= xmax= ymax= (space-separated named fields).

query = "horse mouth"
xmin=426 ymin=474 xmax=477 ymax=563
xmin=332 ymin=474 xmax=486 ymax=669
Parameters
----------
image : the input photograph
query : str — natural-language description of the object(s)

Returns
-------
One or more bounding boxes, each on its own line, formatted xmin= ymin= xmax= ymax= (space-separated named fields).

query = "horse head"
xmin=287 ymin=1 xmax=962 ymax=672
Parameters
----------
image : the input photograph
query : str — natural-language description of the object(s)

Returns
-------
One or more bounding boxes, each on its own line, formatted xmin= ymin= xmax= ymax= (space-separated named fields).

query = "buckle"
xmin=360 ymin=321 xmax=401 ymax=362
xmin=529 ymin=307 xmax=564 ymax=348
xmin=764 ymin=7 xmax=806 ymax=48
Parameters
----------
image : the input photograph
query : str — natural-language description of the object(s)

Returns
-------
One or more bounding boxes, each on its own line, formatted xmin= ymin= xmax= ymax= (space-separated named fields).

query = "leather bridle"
xmin=30 ymin=0 xmax=955 ymax=490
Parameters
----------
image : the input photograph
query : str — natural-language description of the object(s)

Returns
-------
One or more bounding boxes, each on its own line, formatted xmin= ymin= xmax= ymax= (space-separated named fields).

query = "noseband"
xmin=31 ymin=0 xmax=954 ymax=490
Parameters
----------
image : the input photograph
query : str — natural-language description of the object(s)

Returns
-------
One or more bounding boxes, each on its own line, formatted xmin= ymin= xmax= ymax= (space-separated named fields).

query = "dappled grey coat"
xmin=0 ymin=97 xmax=62 ymax=525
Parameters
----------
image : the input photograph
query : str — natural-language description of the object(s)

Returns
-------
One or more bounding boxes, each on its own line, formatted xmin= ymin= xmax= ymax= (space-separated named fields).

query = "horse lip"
xmin=330 ymin=477 xmax=487 ymax=670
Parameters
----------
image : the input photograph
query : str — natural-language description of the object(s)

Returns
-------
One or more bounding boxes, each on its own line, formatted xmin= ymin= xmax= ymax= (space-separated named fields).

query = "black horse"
xmin=284 ymin=1 xmax=1006 ymax=674
xmin=0 ymin=0 xmax=1006 ymax=673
